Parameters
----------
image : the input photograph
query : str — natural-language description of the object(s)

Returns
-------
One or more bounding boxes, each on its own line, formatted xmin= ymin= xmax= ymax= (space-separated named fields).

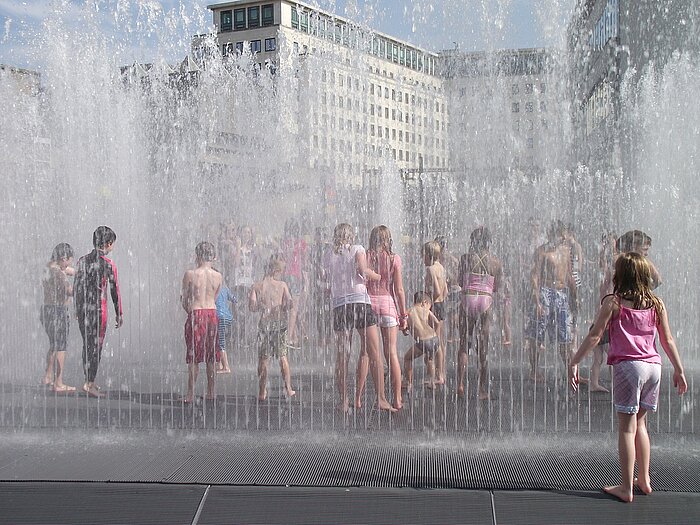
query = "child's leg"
xmin=53 ymin=351 xmax=74 ymax=390
xmin=335 ymin=331 xmax=351 ymax=411
xmin=186 ymin=363 xmax=198 ymax=402
xmin=205 ymin=362 xmax=216 ymax=399
xmin=635 ymin=409 xmax=652 ymax=494
xmin=424 ymin=354 xmax=435 ymax=386
xmin=457 ymin=309 xmax=469 ymax=396
xmin=590 ymin=346 xmax=609 ymax=392
xmin=404 ymin=345 xmax=422 ymax=390
xmin=355 ymin=347 xmax=369 ymax=408
xmin=257 ymin=357 xmax=269 ymax=400
xmin=477 ymin=311 xmax=491 ymax=399
xmin=219 ymin=350 xmax=231 ymax=373
xmin=279 ymin=356 xmax=296 ymax=398
xmin=358 ymin=325 xmax=394 ymax=411
xmin=381 ymin=326 xmax=402 ymax=409
xmin=434 ymin=320 xmax=445 ymax=384
xmin=43 ymin=348 xmax=55 ymax=385
xmin=605 ymin=412 xmax=637 ymax=502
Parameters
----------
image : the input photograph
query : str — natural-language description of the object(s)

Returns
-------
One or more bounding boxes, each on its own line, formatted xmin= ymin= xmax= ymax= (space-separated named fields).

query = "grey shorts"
xmin=416 ymin=336 xmax=439 ymax=358
xmin=612 ymin=360 xmax=661 ymax=414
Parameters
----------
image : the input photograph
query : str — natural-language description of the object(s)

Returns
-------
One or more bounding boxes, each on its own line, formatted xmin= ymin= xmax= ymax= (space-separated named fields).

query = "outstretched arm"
xmin=569 ymin=295 xmax=615 ymax=389
xmin=657 ymin=300 xmax=687 ymax=395
xmin=356 ymin=250 xmax=380 ymax=281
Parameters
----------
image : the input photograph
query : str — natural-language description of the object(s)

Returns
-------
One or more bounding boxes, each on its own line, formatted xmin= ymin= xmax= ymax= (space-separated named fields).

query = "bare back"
xmin=250 ymin=276 xmax=292 ymax=323
xmin=407 ymin=304 xmax=438 ymax=341
xmin=425 ymin=262 xmax=448 ymax=303
xmin=181 ymin=265 xmax=222 ymax=313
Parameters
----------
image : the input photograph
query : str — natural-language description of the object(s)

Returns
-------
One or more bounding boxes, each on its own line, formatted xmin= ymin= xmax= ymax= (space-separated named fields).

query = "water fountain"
xmin=0 ymin=0 xmax=697 ymax=443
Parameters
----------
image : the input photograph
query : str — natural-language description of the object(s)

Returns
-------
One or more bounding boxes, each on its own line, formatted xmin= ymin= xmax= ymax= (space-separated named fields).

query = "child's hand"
xmin=674 ymin=370 xmax=688 ymax=395
xmin=64 ymin=267 xmax=76 ymax=277
xmin=568 ymin=364 xmax=579 ymax=391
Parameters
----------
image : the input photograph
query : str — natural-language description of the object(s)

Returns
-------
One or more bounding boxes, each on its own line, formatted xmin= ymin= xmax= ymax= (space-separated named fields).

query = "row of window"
xmin=513 ymin=119 xmax=549 ymax=132
xmin=588 ymin=0 xmax=619 ymax=51
xmin=512 ymin=101 xmax=547 ymax=113
xmin=219 ymin=5 xmax=274 ymax=32
xmin=222 ymin=38 xmax=276 ymax=56
xmin=319 ymin=70 xmax=443 ymax=112
xmin=290 ymin=6 xmax=437 ymax=76
xmin=312 ymin=135 xmax=445 ymax=166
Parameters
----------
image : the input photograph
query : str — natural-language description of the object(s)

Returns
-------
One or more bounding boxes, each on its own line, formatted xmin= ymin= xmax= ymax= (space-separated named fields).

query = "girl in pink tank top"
xmin=569 ymin=252 xmax=687 ymax=503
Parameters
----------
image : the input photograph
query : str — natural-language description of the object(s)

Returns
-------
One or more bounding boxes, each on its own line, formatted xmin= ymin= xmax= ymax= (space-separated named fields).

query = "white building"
xmin=204 ymin=0 xmax=449 ymax=184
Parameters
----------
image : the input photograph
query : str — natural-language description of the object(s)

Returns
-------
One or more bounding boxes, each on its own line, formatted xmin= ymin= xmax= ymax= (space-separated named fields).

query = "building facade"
xmin=567 ymin=0 xmax=699 ymax=175
xmin=205 ymin=0 xmax=449 ymax=183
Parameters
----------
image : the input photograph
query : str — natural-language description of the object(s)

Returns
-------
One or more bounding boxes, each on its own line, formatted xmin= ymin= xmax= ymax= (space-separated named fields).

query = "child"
xmin=423 ymin=240 xmax=448 ymax=385
xmin=181 ymin=241 xmax=222 ymax=403
xmin=249 ymin=255 xmax=295 ymax=401
xmin=41 ymin=243 xmax=76 ymax=393
xmin=569 ymin=252 xmax=687 ymax=503
xmin=403 ymin=292 xmax=440 ymax=390
xmin=457 ymin=226 xmax=503 ymax=400
xmin=322 ymin=223 xmax=396 ymax=413
xmin=74 ymin=226 xmax=123 ymax=398
xmin=215 ymin=281 xmax=237 ymax=374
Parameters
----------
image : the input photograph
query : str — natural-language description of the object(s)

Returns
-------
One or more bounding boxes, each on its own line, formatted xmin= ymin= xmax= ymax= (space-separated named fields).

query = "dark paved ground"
xmin=0 ymin=430 xmax=699 ymax=524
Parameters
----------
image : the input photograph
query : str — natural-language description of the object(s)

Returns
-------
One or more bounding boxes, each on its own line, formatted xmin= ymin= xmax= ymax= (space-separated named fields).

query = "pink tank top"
xmin=607 ymin=299 xmax=661 ymax=366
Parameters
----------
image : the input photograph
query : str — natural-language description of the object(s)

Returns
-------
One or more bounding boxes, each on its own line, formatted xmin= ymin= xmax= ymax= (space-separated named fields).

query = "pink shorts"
xmin=369 ymin=294 xmax=398 ymax=328
xmin=612 ymin=360 xmax=661 ymax=414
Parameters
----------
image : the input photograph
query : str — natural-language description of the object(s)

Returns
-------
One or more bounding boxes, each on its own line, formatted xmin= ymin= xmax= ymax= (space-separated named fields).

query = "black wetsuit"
xmin=74 ymin=249 xmax=122 ymax=383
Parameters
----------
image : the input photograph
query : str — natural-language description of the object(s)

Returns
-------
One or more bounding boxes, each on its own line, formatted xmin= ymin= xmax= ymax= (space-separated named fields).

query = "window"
xmin=235 ymin=42 xmax=244 ymax=53
xmin=525 ymin=102 xmax=533 ymax=113
xmin=511 ymin=83 xmax=519 ymax=95
xmin=220 ymin=10 xmax=232 ymax=32
xmin=512 ymin=102 xmax=520 ymax=113
xmin=251 ymin=40 xmax=261 ymax=53
xmin=300 ymin=12 xmax=308 ymax=32
xmin=248 ymin=6 xmax=260 ymax=28
xmin=222 ymin=42 xmax=234 ymax=56
xmin=525 ymin=83 xmax=533 ymax=94
xmin=234 ymin=8 xmax=246 ymax=29
xmin=540 ymin=83 xmax=546 ymax=94
xmin=265 ymin=38 xmax=276 ymax=52
xmin=540 ymin=101 xmax=547 ymax=112
xmin=291 ymin=7 xmax=298 ymax=29
xmin=262 ymin=4 xmax=274 ymax=26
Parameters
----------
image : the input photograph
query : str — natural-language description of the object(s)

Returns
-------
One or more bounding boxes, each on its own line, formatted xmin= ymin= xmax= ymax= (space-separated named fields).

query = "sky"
xmin=0 ymin=0 xmax=573 ymax=72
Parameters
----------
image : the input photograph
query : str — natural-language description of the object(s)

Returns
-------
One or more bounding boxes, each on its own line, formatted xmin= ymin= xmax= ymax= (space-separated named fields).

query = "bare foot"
xmin=502 ymin=339 xmax=511 ymax=346
xmin=604 ymin=485 xmax=633 ymax=503
xmin=393 ymin=401 xmax=403 ymax=411
xmin=336 ymin=402 xmax=350 ymax=414
xmin=354 ymin=398 xmax=362 ymax=409
xmin=205 ymin=395 xmax=216 ymax=401
xmin=42 ymin=377 xmax=53 ymax=386
xmin=590 ymin=384 xmax=610 ymax=393
xmin=216 ymin=368 xmax=231 ymax=374
xmin=378 ymin=400 xmax=398 ymax=413
xmin=84 ymin=386 xmax=104 ymax=398
xmin=52 ymin=384 xmax=76 ymax=393
xmin=478 ymin=391 xmax=490 ymax=401
xmin=424 ymin=381 xmax=434 ymax=390
xmin=457 ymin=385 xmax=465 ymax=398
xmin=634 ymin=478 xmax=653 ymax=495
xmin=286 ymin=389 xmax=296 ymax=398
xmin=434 ymin=378 xmax=445 ymax=386
xmin=258 ymin=388 xmax=267 ymax=402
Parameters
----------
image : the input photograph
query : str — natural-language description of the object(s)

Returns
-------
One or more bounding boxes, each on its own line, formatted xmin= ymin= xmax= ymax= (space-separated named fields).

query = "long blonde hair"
xmin=368 ymin=225 xmax=394 ymax=273
xmin=333 ymin=223 xmax=354 ymax=254
xmin=613 ymin=252 xmax=663 ymax=317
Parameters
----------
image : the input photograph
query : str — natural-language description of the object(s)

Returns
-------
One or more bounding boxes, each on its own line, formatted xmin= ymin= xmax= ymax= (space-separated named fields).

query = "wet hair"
xmin=469 ymin=226 xmax=491 ymax=253
xmin=369 ymin=225 xmax=393 ymax=255
xmin=546 ymin=220 xmax=565 ymax=242
xmin=93 ymin=226 xmax=116 ymax=249
xmin=434 ymin=235 xmax=447 ymax=252
xmin=333 ymin=223 xmax=354 ymax=254
xmin=613 ymin=252 xmax=663 ymax=316
xmin=422 ymin=240 xmax=441 ymax=265
xmin=195 ymin=241 xmax=216 ymax=262
xmin=266 ymin=253 xmax=285 ymax=275
xmin=616 ymin=230 xmax=652 ymax=253
xmin=414 ymin=291 xmax=431 ymax=304
xmin=50 ymin=243 xmax=74 ymax=262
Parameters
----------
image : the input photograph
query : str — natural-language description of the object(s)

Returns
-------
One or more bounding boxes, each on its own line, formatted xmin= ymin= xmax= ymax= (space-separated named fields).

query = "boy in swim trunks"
xmin=423 ymin=241 xmax=448 ymax=385
xmin=403 ymin=292 xmax=440 ymax=390
xmin=181 ymin=241 xmax=222 ymax=403
xmin=524 ymin=220 xmax=577 ymax=381
xmin=249 ymin=254 xmax=296 ymax=401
